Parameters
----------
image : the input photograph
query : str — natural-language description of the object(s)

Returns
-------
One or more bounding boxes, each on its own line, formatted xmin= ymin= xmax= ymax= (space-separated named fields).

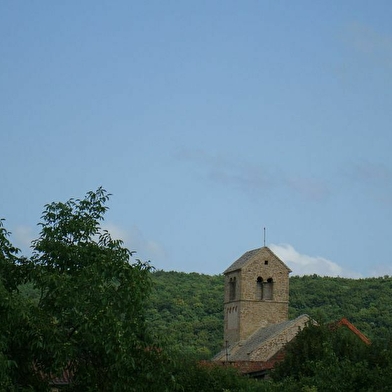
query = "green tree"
xmin=21 ymin=188 xmax=169 ymax=391
xmin=272 ymin=321 xmax=373 ymax=391
xmin=0 ymin=219 xmax=19 ymax=390
xmin=0 ymin=219 xmax=47 ymax=390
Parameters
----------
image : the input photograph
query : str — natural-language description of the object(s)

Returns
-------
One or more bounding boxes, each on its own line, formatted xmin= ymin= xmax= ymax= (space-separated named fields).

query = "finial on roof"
xmin=263 ymin=227 xmax=266 ymax=247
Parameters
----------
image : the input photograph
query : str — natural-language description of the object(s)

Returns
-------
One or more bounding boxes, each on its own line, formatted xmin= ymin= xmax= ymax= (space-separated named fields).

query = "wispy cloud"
xmin=336 ymin=22 xmax=392 ymax=88
xmin=9 ymin=222 xmax=166 ymax=264
xmin=13 ymin=225 xmax=35 ymax=255
xmin=176 ymin=148 xmax=330 ymax=202
xmin=270 ymin=243 xmax=361 ymax=278
xmin=349 ymin=161 xmax=392 ymax=206
xmin=102 ymin=223 xmax=167 ymax=263
xmin=286 ymin=176 xmax=330 ymax=202
xmin=176 ymin=148 xmax=273 ymax=197
xmin=368 ymin=263 xmax=392 ymax=278
xmin=345 ymin=22 xmax=392 ymax=59
xmin=351 ymin=161 xmax=392 ymax=183
xmin=342 ymin=22 xmax=392 ymax=68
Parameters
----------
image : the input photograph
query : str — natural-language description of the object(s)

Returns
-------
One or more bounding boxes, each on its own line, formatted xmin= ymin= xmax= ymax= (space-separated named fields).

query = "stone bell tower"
xmin=223 ymin=246 xmax=291 ymax=347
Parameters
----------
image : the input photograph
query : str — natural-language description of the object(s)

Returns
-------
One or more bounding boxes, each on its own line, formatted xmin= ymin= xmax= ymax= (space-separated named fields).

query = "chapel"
xmin=213 ymin=246 xmax=309 ymax=376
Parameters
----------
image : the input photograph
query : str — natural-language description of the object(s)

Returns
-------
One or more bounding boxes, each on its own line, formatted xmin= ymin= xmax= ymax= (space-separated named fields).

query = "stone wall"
xmin=239 ymin=301 xmax=288 ymax=342
xmin=240 ymin=248 xmax=289 ymax=303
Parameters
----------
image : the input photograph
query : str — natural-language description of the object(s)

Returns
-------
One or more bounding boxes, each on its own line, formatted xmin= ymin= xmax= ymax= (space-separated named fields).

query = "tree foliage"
xmin=0 ymin=189 xmax=170 ymax=391
xmin=146 ymin=272 xmax=392 ymax=358
xmin=0 ymin=219 xmax=22 ymax=390
xmin=270 ymin=321 xmax=392 ymax=391
xmin=289 ymin=274 xmax=392 ymax=341
xmin=145 ymin=272 xmax=392 ymax=390
xmin=146 ymin=270 xmax=224 ymax=359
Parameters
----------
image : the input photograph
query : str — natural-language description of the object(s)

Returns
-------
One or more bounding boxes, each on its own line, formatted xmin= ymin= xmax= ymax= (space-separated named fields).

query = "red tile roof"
xmin=332 ymin=317 xmax=371 ymax=345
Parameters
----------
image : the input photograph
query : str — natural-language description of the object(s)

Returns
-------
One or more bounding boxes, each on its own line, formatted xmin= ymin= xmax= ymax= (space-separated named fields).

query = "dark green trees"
xmin=271 ymin=321 xmax=392 ymax=392
xmin=146 ymin=270 xmax=224 ymax=359
xmin=0 ymin=219 xmax=22 ymax=390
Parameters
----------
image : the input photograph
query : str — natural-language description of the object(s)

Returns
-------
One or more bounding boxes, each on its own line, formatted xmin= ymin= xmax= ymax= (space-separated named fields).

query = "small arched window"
xmin=256 ymin=277 xmax=274 ymax=300
xmin=263 ymin=278 xmax=273 ymax=300
xmin=229 ymin=277 xmax=236 ymax=300
xmin=256 ymin=276 xmax=263 ymax=299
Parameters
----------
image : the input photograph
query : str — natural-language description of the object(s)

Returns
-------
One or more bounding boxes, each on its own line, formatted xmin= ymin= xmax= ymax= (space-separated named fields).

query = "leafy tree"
xmin=17 ymin=188 xmax=171 ymax=391
xmin=0 ymin=219 xmax=19 ymax=389
xmin=0 ymin=219 xmax=47 ymax=390
xmin=271 ymin=321 xmax=373 ymax=391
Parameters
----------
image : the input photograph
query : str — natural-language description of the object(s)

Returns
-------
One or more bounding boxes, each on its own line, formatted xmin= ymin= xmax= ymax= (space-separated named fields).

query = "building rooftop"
xmin=213 ymin=314 xmax=310 ymax=362
xmin=224 ymin=246 xmax=292 ymax=274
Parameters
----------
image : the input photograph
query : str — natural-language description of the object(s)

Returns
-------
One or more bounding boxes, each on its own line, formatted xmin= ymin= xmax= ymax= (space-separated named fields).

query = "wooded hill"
xmin=146 ymin=271 xmax=392 ymax=359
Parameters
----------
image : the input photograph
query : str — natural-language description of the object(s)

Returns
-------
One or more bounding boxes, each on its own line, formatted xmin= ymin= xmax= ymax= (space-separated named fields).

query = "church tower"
xmin=223 ymin=247 xmax=291 ymax=347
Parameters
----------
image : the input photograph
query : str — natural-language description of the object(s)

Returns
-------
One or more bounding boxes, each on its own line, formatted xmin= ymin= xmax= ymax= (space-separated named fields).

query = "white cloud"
xmin=5 ymin=221 xmax=166 ymax=262
xmin=102 ymin=223 xmax=167 ymax=263
xmin=351 ymin=161 xmax=392 ymax=183
xmin=270 ymin=243 xmax=361 ymax=278
xmin=176 ymin=148 xmax=330 ymax=202
xmin=336 ymin=22 xmax=392 ymax=87
xmin=7 ymin=222 xmax=166 ymax=265
xmin=286 ymin=176 xmax=330 ymax=202
xmin=344 ymin=22 xmax=392 ymax=63
xmin=13 ymin=225 xmax=36 ymax=255
xmin=349 ymin=161 xmax=392 ymax=206
xmin=176 ymin=147 xmax=273 ymax=197
xmin=368 ymin=264 xmax=392 ymax=278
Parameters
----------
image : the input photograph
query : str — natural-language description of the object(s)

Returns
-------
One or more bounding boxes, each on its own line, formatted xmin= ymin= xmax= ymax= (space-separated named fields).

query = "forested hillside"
xmin=289 ymin=275 xmax=392 ymax=340
xmin=147 ymin=271 xmax=392 ymax=358
xmin=146 ymin=271 xmax=224 ymax=359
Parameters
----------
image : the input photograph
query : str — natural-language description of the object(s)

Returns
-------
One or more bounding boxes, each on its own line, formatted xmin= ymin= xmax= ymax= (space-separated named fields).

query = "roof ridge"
xmin=224 ymin=246 xmax=291 ymax=274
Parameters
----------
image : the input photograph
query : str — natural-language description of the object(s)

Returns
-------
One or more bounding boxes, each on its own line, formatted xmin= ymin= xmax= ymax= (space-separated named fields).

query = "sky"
xmin=1 ymin=1 xmax=392 ymax=278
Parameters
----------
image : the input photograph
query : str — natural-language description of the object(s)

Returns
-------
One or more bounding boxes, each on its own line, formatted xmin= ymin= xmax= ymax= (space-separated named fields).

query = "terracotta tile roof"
xmin=332 ymin=317 xmax=371 ymax=345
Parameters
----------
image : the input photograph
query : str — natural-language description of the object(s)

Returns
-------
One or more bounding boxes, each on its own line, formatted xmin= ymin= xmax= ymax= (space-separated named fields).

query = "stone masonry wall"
xmin=240 ymin=249 xmax=289 ymax=303
xmin=239 ymin=301 xmax=288 ymax=342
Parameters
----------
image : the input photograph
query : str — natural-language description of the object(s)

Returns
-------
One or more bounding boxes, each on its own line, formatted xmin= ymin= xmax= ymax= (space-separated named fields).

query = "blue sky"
xmin=1 ymin=1 xmax=392 ymax=277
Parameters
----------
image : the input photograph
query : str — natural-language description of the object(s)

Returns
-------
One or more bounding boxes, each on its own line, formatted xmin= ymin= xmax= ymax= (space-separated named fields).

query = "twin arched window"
xmin=257 ymin=276 xmax=273 ymax=300
xmin=229 ymin=275 xmax=273 ymax=301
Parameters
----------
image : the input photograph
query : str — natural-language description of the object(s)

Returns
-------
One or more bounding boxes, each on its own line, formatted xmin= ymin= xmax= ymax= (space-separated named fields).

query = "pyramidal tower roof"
xmin=224 ymin=246 xmax=292 ymax=274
